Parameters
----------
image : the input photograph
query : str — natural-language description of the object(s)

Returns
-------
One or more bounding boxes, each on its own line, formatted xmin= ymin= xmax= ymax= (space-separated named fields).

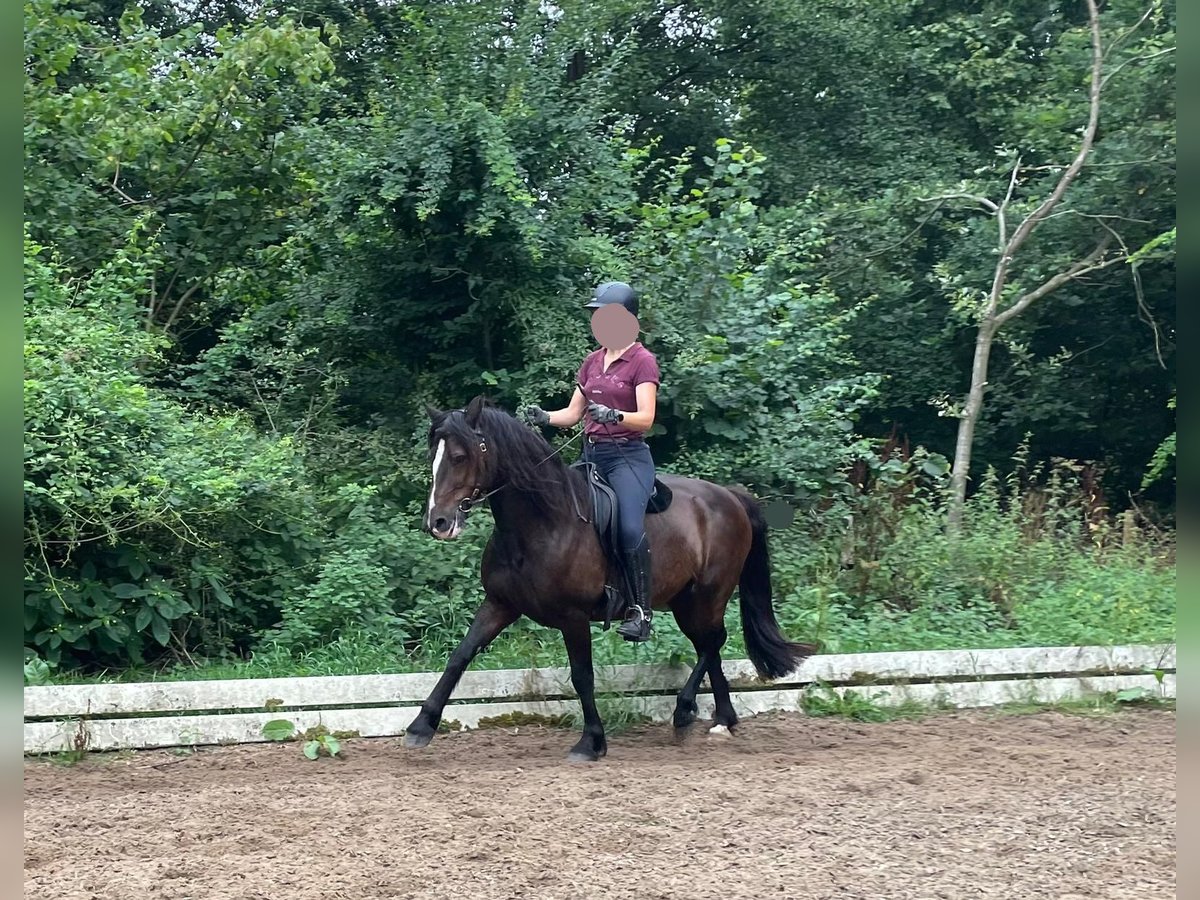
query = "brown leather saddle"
xmin=569 ymin=460 xmax=673 ymax=627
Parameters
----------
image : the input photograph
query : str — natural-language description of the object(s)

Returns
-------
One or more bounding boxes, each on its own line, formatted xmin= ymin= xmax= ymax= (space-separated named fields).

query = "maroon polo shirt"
xmin=577 ymin=342 xmax=661 ymax=440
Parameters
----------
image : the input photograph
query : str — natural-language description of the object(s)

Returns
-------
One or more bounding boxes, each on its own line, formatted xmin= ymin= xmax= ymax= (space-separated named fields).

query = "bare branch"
xmin=1089 ymin=217 xmax=1130 ymax=256
xmin=1130 ymin=253 xmax=1167 ymax=369
xmin=1042 ymin=209 xmax=1154 ymax=226
xmin=826 ymin=198 xmax=950 ymax=281
xmin=1019 ymin=159 xmax=1171 ymax=171
xmin=1102 ymin=46 xmax=1175 ymax=91
xmin=161 ymin=277 xmax=210 ymax=333
xmin=993 ymin=236 xmax=1121 ymax=328
xmin=1103 ymin=221 xmax=1170 ymax=370
xmin=917 ymin=192 xmax=999 ymax=213
xmin=1002 ymin=0 xmax=1104 ymax=261
xmin=105 ymin=160 xmax=147 ymax=206
xmin=997 ymin=156 xmax=1022 ymax=248
xmin=251 ymin=377 xmax=278 ymax=435
xmin=1080 ymin=223 xmax=1162 ymax=366
xmin=1104 ymin=3 xmax=1157 ymax=59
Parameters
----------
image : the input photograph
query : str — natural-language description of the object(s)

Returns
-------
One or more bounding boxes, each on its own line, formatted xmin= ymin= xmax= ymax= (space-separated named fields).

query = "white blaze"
xmin=426 ymin=439 xmax=446 ymax=531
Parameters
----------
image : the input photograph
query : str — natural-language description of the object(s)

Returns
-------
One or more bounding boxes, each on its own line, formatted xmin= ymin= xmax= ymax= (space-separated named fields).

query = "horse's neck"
xmin=488 ymin=475 xmax=579 ymax=547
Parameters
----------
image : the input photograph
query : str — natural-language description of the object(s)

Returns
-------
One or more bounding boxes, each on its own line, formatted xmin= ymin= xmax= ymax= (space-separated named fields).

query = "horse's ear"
xmin=464 ymin=395 xmax=486 ymax=428
xmin=425 ymin=403 xmax=443 ymax=422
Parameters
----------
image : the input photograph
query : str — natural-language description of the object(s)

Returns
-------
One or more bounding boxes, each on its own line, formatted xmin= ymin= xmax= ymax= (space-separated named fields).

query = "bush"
xmin=761 ymin=442 xmax=1176 ymax=655
xmin=22 ymin=228 xmax=501 ymax=673
xmin=23 ymin=230 xmax=326 ymax=668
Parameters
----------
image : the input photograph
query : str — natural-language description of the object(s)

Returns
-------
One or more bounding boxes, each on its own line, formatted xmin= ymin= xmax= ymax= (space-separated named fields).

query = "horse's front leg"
xmin=404 ymin=595 xmax=518 ymax=749
xmin=561 ymin=617 xmax=607 ymax=763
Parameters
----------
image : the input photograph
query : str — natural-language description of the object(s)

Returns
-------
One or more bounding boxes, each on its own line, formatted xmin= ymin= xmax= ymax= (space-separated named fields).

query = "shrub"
xmin=23 ymin=230 xmax=325 ymax=668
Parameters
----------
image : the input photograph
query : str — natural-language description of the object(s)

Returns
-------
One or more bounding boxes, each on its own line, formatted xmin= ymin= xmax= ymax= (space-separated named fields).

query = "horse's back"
xmin=649 ymin=472 xmax=755 ymax=549
xmin=655 ymin=472 xmax=754 ymax=510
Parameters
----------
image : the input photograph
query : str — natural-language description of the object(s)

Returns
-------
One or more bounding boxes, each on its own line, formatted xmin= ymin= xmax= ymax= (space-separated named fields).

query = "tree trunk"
xmin=948 ymin=319 xmax=998 ymax=533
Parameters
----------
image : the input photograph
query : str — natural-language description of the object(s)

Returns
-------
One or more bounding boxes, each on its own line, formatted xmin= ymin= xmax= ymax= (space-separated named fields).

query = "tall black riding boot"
xmin=616 ymin=540 xmax=652 ymax=643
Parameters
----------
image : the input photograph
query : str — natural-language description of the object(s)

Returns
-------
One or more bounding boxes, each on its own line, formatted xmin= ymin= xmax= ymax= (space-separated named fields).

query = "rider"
xmin=522 ymin=281 xmax=660 ymax=642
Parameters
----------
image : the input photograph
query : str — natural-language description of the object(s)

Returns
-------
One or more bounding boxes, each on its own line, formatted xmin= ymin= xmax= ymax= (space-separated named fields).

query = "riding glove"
xmin=587 ymin=402 xmax=623 ymax=424
xmin=522 ymin=405 xmax=551 ymax=426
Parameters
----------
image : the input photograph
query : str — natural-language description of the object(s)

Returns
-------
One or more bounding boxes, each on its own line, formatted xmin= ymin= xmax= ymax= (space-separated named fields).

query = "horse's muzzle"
xmin=428 ymin=510 xmax=464 ymax=540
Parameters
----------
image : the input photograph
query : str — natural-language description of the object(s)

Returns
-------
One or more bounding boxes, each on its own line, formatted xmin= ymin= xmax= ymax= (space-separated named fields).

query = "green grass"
xmin=31 ymin=481 xmax=1176 ymax=688
xmin=33 ymin=575 xmax=1175 ymax=687
xmin=798 ymin=683 xmax=935 ymax=722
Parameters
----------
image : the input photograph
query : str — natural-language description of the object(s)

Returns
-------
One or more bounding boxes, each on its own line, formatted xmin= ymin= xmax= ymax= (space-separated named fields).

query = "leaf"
xmin=150 ymin=615 xmax=171 ymax=646
xmin=261 ymin=719 xmax=296 ymax=741
xmin=152 ymin=595 xmax=192 ymax=619
xmin=1114 ymin=687 xmax=1153 ymax=704
xmin=921 ymin=459 xmax=950 ymax=476
xmin=134 ymin=607 xmax=152 ymax=631
xmin=302 ymin=740 xmax=320 ymax=759
xmin=321 ymin=735 xmax=341 ymax=756
xmin=206 ymin=575 xmax=233 ymax=607
xmin=24 ymin=658 xmax=52 ymax=685
xmin=112 ymin=583 xmax=143 ymax=599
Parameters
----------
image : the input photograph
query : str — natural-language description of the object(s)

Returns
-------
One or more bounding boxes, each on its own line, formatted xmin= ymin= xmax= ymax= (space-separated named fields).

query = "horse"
xmin=404 ymin=395 xmax=818 ymax=762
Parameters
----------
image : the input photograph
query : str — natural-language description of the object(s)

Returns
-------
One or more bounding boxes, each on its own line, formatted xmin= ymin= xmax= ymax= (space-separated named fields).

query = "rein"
xmin=456 ymin=423 xmax=588 ymax=522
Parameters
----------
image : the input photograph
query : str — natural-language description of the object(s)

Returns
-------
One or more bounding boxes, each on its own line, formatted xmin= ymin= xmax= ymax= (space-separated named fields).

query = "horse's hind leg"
xmin=672 ymin=649 xmax=711 ymax=729
xmin=669 ymin=591 xmax=722 ymax=730
xmin=705 ymin=625 xmax=739 ymax=731
xmin=672 ymin=586 xmax=740 ymax=732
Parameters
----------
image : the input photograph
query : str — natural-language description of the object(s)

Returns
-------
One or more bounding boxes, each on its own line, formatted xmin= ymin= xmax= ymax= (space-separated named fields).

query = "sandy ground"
xmin=24 ymin=707 xmax=1175 ymax=900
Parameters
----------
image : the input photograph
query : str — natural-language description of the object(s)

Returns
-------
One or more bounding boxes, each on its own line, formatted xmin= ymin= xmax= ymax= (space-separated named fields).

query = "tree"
xmin=920 ymin=0 xmax=1171 ymax=531
xmin=23 ymin=0 xmax=336 ymax=338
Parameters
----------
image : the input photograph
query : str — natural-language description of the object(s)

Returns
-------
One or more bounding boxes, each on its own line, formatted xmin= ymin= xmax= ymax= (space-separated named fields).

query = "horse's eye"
xmin=451 ymin=453 xmax=467 ymax=464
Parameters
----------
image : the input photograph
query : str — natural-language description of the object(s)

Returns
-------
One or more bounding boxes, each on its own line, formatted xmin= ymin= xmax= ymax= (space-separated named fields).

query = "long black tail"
xmin=732 ymin=488 xmax=819 ymax=679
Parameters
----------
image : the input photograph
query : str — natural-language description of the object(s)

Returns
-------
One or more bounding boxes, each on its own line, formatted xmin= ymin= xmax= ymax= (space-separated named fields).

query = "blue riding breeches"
xmin=583 ymin=438 xmax=656 ymax=552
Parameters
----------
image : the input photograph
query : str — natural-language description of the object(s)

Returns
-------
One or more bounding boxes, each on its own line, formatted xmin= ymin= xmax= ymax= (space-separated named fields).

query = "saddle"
xmin=569 ymin=460 xmax=673 ymax=628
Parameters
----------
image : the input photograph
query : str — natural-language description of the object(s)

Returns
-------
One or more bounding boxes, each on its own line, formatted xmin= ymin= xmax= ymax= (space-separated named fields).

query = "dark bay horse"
xmin=405 ymin=395 xmax=818 ymax=761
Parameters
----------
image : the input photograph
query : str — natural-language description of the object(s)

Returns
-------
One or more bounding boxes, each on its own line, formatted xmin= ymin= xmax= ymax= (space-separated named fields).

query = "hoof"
xmin=568 ymin=750 xmax=600 ymax=763
xmin=404 ymin=730 xmax=433 ymax=749
xmin=708 ymin=724 xmax=731 ymax=738
xmin=673 ymin=701 xmax=699 ymax=729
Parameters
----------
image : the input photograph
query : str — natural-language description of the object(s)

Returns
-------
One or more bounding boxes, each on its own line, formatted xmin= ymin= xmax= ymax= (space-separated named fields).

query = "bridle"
xmin=456 ymin=430 xmax=501 ymax=515
xmin=445 ymin=417 xmax=587 ymax=520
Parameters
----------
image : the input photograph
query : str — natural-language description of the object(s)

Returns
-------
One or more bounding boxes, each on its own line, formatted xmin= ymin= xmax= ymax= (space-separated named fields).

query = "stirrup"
xmin=616 ymin=606 xmax=652 ymax=641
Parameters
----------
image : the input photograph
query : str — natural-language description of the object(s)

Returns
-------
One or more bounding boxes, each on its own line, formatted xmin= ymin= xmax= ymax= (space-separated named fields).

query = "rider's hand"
xmin=587 ymin=402 xmax=623 ymax=424
xmin=522 ymin=405 xmax=551 ymax=427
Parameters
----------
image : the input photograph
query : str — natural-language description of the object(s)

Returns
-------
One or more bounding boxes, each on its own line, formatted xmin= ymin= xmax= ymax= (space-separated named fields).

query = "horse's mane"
xmin=431 ymin=398 xmax=584 ymax=519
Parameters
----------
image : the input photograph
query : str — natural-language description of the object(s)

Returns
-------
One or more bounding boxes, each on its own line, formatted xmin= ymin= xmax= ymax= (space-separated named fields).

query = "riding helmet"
xmin=583 ymin=281 xmax=639 ymax=317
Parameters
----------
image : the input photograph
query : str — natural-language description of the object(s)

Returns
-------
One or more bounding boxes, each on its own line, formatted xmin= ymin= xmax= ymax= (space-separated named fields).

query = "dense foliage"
xmin=24 ymin=0 xmax=1174 ymax=677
